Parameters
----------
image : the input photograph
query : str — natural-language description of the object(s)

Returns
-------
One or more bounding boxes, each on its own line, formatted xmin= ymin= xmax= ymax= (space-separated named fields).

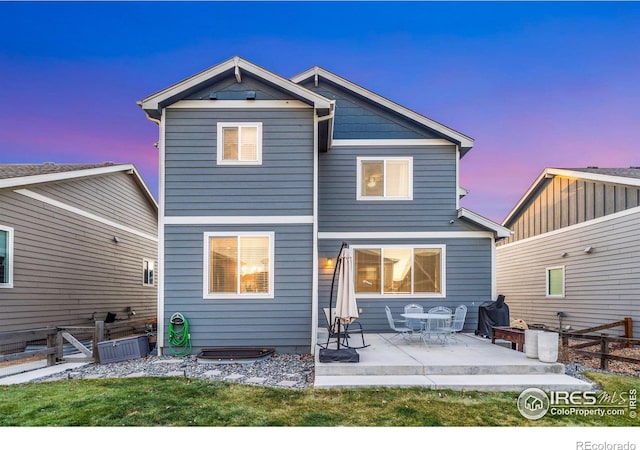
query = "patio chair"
xmin=439 ymin=305 xmax=468 ymax=345
xmin=385 ymin=306 xmax=413 ymax=341
xmin=422 ymin=306 xmax=452 ymax=345
xmin=403 ymin=303 xmax=424 ymax=337
xmin=322 ymin=307 xmax=367 ymax=349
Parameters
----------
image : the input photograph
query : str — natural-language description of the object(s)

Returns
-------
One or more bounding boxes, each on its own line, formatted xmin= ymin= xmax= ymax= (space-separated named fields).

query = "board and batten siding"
xmin=501 ymin=176 xmax=640 ymax=245
xmin=318 ymin=237 xmax=493 ymax=334
xmin=319 ymin=144 xmax=466 ymax=232
xmin=164 ymin=224 xmax=313 ymax=353
xmin=164 ymin=107 xmax=314 ymax=217
xmin=496 ymin=209 xmax=640 ymax=338
xmin=0 ymin=179 xmax=158 ymax=333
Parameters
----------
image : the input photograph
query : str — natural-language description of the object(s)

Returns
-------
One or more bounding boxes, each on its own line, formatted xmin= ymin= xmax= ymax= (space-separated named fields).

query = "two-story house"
xmin=138 ymin=56 xmax=510 ymax=355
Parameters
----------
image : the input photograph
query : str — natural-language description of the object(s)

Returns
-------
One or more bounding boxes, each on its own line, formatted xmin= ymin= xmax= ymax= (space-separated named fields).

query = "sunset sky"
xmin=1 ymin=1 xmax=639 ymax=223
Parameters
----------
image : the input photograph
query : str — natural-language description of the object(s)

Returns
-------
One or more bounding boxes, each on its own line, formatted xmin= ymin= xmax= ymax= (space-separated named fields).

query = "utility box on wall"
xmin=97 ymin=335 xmax=149 ymax=364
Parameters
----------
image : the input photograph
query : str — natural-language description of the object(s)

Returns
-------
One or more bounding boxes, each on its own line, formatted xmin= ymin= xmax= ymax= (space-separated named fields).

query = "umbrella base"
xmin=319 ymin=348 xmax=359 ymax=363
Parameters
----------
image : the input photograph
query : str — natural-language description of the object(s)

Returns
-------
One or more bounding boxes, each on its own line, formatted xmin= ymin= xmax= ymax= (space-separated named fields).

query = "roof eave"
xmin=0 ymin=164 xmax=158 ymax=211
xmin=291 ymin=67 xmax=474 ymax=151
xmin=138 ymin=57 xmax=332 ymax=119
xmin=458 ymin=208 xmax=512 ymax=239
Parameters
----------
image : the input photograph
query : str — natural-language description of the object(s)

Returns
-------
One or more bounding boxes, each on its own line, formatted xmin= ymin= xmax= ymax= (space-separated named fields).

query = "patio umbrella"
xmin=334 ymin=246 xmax=359 ymax=347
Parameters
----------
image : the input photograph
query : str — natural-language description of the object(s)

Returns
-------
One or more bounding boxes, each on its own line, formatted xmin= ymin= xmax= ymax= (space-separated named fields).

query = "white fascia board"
xmin=0 ymin=164 xmax=156 ymax=208
xmin=457 ymin=208 xmax=512 ymax=238
xmin=291 ymin=67 xmax=474 ymax=150
xmin=501 ymin=167 xmax=640 ymax=227
xmin=0 ymin=164 xmax=158 ymax=211
xmin=138 ymin=56 xmax=332 ymax=114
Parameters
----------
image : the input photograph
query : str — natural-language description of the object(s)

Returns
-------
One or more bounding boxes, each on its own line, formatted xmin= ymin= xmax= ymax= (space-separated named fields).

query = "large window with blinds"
xmin=204 ymin=232 xmax=274 ymax=299
xmin=216 ymin=122 xmax=263 ymax=165
xmin=353 ymin=245 xmax=445 ymax=297
xmin=0 ymin=225 xmax=13 ymax=288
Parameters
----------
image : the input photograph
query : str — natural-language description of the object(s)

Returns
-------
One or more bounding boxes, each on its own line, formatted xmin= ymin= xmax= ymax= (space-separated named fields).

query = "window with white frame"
xmin=216 ymin=122 xmax=263 ymax=165
xmin=204 ymin=232 xmax=274 ymax=299
xmin=0 ymin=225 xmax=14 ymax=288
xmin=357 ymin=157 xmax=413 ymax=200
xmin=353 ymin=245 xmax=445 ymax=297
xmin=546 ymin=266 xmax=565 ymax=297
xmin=143 ymin=259 xmax=155 ymax=286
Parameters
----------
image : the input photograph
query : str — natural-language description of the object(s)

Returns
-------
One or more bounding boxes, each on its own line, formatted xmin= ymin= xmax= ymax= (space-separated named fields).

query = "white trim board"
xmin=164 ymin=215 xmax=314 ymax=225
xmin=14 ymin=189 xmax=158 ymax=242
xmin=168 ymin=100 xmax=311 ymax=109
xmin=496 ymin=204 xmax=640 ymax=250
xmin=332 ymin=139 xmax=454 ymax=147
xmin=0 ymin=224 xmax=14 ymax=288
xmin=318 ymin=231 xmax=495 ymax=239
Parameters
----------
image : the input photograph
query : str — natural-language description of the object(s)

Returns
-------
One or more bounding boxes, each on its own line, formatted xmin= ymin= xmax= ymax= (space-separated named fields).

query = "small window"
xmin=143 ymin=259 xmax=155 ymax=286
xmin=217 ymin=122 xmax=263 ymax=165
xmin=357 ymin=157 xmax=412 ymax=200
xmin=353 ymin=245 xmax=445 ymax=297
xmin=204 ymin=232 xmax=274 ymax=299
xmin=546 ymin=266 xmax=565 ymax=297
xmin=0 ymin=225 xmax=14 ymax=288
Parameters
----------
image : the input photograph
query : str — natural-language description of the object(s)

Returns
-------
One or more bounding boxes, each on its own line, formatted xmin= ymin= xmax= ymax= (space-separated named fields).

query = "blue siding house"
xmin=138 ymin=56 xmax=510 ymax=355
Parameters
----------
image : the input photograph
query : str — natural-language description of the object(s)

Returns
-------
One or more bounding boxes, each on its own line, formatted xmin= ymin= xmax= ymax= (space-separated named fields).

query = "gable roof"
xmin=291 ymin=66 xmax=474 ymax=155
xmin=0 ymin=162 xmax=157 ymax=210
xmin=502 ymin=167 xmax=640 ymax=226
xmin=137 ymin=56 xmax=334 ymax=121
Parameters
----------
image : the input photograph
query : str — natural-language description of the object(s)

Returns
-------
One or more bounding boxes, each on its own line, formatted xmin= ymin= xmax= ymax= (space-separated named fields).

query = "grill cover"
xmin=475 ymin=295 xmax=510 ymax=338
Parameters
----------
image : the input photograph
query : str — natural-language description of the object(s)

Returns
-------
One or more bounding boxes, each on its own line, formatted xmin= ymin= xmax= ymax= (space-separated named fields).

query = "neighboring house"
xmin=496 ymin=167 xmax=640 ymax=337
xmin=138 ymin=56 xmax=510 ymax=355
xmin=0 ymin=163 xmax=158 ymax=332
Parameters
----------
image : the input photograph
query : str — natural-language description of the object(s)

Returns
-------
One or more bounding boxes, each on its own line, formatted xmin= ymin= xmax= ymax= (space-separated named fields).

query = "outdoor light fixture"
xmin=112 ymin=236 xmax=119 ymax=244
xmin=584 ymin=246 xmax=593 ymax=254
xmin=325 ymin=258 xmax=334 ymax=268
xmin=560 ymin=252 xmax=568 ymax=257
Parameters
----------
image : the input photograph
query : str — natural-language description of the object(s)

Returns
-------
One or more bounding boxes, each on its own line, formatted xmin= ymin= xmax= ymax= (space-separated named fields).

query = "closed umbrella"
xmin=334 ymin=246 xmax=359 ymax=347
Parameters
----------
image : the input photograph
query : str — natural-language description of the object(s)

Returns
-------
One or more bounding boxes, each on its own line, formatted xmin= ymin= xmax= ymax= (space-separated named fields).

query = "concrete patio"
xmin=315 ymin=332 xmax=595 ymax=392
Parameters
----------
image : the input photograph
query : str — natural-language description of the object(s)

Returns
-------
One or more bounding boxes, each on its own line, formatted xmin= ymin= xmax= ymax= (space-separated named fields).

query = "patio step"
xmin=313 ymin=373 xmax=595 ymax=392
xmin=314 ymin=333 xmax=593 ymax=391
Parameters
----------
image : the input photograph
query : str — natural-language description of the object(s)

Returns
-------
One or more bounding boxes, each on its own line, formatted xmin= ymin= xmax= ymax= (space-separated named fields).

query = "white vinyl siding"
xmin=357 ymin=157 xmax=413 ymax=200
xmin=546 ymin=266 xmax=565 ymax=298
xmin=352 ymin=244 xmax=445 ymax=298
xmin=0 ymin=225 xmax=13 ymax=288
xmin=216 ymin=122 xmax=263 ymax=165
xmin=203 ymin=232 xmax=274 ymax=299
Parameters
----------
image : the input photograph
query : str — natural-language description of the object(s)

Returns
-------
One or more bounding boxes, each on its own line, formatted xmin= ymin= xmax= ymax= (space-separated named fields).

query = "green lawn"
xmin=0 ymin=371 xmax=637 ymax=426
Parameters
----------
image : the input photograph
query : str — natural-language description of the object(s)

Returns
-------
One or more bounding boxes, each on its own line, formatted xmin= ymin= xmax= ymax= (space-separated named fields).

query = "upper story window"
xmin=217 ymin=122 xmax=263 ymax=165
xmin=353 ymin=245 xmax=445 ymax=297
xmin=357 ymin=157 xmax=413 ymax=200
xmin=0 ymin=225 xmax=14 ymax=288
xmin=143 ymin=259 xmax=155 ymax=287
xmin=204 ymin=232 xmax=274 ymax=299
xmin=546 ymin=266 xmax=565 ymax=298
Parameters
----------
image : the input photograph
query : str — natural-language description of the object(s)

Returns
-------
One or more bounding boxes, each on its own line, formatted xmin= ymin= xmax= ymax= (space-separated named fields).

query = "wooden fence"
xmin=0 ymin=317 xmax=157 ymax=367
xmin=560 ymin=317 xmax=639 ymax=370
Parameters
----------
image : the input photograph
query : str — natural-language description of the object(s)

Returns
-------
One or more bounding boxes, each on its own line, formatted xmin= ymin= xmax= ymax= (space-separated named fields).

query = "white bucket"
xmin=537 ymin=331 xmax=559 ymax=363
xmin=525 ymin=330 xmax=541 ymax=359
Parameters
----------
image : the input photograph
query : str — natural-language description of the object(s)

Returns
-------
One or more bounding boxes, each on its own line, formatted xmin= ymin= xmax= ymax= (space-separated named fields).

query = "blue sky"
xmin=1 ymin=1 xmax=639 ymax=222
